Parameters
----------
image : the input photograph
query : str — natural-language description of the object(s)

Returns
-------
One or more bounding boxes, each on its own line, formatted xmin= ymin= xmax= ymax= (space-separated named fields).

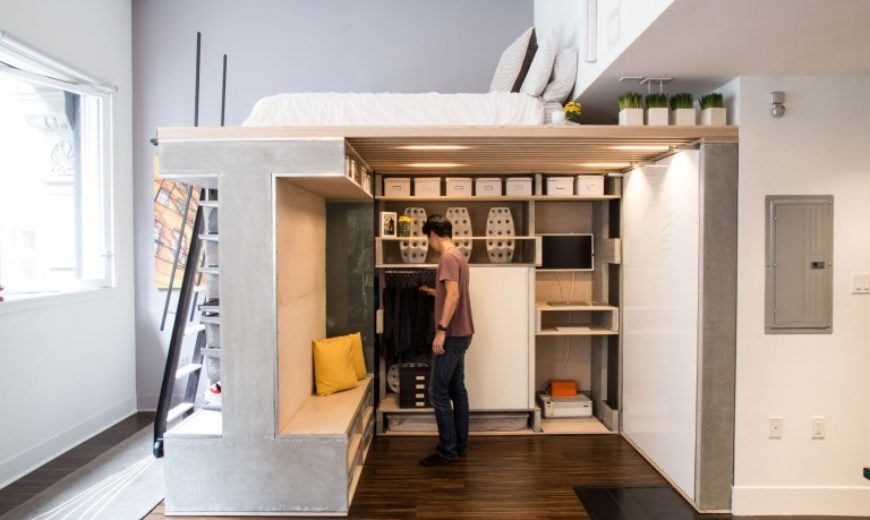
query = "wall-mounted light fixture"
xmin=770 ymin=91 xmax=785 ymax=118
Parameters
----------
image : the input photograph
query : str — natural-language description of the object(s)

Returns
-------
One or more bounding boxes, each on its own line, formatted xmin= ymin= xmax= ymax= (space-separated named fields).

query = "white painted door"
xmin=622 ymin=150 xmax=700 ymax=500
xmin=463 ymin=266 xmax=532 ymax=410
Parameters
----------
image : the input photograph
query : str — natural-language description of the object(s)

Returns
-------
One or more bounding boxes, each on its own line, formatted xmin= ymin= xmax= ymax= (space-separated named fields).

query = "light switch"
xmin=852 ymin=273 xmax=870 ymax=294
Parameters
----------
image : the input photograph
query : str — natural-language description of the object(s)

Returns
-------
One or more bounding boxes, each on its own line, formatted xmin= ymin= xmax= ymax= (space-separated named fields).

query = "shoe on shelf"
xmin=419 ymin=453 xmax=456 ymax=467
xmin=203 ymin=382 xmax=222 ymax=410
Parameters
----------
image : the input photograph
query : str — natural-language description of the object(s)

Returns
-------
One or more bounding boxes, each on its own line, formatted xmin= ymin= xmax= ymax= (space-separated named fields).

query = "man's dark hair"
xmin=422 ymin=214 xmax=452 ymax=238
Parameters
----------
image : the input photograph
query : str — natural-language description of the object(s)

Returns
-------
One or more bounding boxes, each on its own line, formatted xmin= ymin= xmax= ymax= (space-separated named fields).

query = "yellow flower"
xmin=564 ymin=101 xmax=582 ymax=115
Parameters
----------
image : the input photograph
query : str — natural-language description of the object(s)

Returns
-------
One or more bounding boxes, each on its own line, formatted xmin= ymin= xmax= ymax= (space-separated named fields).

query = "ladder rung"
xmin=199 ymin=304 xmax=220 ymax=312
xmin=199 ymin=233 xmax=219 ymax=241
xmin=200 ymin=200 xmax=219 ymax=208
xmin=175 ymin=363 xmax=202 ymax=379
xmin=185 ymin=324 xmax=206 ymax=335
xmin=166 ymin=402 xmax=195 ymax=423
xmin=200 ymin=267 xmax=220 ymax=275
xmin=200 ymin=315 xmax=220 ymax=325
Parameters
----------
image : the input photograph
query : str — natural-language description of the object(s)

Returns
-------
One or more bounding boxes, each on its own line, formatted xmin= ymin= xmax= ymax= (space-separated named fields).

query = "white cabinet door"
xmin=463 ymin=266 xmax=532 ymax=410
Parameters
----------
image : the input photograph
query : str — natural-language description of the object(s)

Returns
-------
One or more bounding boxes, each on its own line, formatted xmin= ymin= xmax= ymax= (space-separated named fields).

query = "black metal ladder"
xmin=153 ymin=197 xmax=207 ymax=458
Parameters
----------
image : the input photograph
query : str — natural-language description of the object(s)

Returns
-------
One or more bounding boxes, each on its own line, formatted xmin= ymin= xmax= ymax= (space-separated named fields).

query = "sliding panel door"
xmin=622 ymin=150 xmax=700 ymax=499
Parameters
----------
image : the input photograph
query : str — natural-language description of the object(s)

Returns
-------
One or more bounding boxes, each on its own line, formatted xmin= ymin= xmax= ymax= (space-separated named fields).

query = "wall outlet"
xmin=769 ymin=417 xmax=783 ymax=439
xmin=811 ymin=416 xmax=826 ymax=439
xmin=852 ymin=273 xmax=870 ymax=294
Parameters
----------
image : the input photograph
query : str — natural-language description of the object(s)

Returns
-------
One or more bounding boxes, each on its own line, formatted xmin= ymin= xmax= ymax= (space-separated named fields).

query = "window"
xmin=0 ymin=33 xmax=116 ymax=297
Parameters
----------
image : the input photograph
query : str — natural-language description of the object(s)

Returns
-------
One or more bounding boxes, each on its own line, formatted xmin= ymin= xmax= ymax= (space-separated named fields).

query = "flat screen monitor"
xmin=540 ymin=234 xmax=594 ymax=271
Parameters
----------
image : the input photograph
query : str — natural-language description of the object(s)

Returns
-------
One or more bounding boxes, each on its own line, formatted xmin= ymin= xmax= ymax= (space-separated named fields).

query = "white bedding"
xmin=242 ymin=92 xmax=545 ymax=126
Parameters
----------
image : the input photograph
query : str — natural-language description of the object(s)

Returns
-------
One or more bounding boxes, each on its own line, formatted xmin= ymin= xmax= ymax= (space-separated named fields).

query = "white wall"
xmin=0 ymin=0 xmax=135 ymax=488
xmin=132 ymin=0 xmax=534 ymax=409
xmin=534 ymin=0 xmax=675 ymax=99
xmin=733 ymin=75 xmax=870 ymax=516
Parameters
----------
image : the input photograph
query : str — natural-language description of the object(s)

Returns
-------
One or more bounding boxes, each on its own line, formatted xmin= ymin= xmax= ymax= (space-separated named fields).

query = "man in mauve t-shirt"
xmin=418 ymin=214 xmax=474 ymax=467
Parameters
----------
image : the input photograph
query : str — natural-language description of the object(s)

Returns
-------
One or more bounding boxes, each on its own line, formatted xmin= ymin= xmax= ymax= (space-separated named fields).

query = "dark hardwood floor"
xmin=0 ymin=411 xmax=155 ymax=516
xmin=145 ymin=434 xmax=669 ymax=519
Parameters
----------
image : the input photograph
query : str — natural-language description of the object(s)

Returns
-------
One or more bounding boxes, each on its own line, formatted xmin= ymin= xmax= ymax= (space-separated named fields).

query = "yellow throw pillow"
xmin=312 ymin=336 xmax=358 ymax=396
xmin=321 ymin=332 xmax=367 ymax=380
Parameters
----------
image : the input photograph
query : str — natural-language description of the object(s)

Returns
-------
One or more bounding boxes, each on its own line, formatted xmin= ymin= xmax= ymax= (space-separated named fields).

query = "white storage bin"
xmin=546 ymin=176 xmax=574 ymax=196
xmin=414 ymin=177 xmax=441 ymax=197
xmin=445 ymin=177 xmax=473 ymax=197
xmin=505 ymin=177 xmax=533 ymax=196
xmin=575 ymin=175 xmax=605 ymax=196
xmin=475 ymin=177 xmax=502 ymax=196
xmin=384 ymin=177 xmax=411 ymax=197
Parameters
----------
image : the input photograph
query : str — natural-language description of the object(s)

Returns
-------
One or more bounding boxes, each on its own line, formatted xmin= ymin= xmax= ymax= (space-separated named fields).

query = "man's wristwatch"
xmin=437 ymin=323 xmax=448 ymax=332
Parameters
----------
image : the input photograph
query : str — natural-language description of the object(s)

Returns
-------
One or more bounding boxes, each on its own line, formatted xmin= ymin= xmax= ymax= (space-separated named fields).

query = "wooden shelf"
xmin=536 ymin=302 xmax=618 ymax=312
xmin=280 ymin=173 xmax=372 ymax=201
xmin=379 ymin=393 xmax=432 ymax=414
xmin=537 ymin=326 xmax=618 ymax=336
xmin=376 ymin=263 xmax=538 ymax=269
xmin=376 ymin=195 xmax=620 ymax=202
xmin=539 ymin=417 xmax=612 ymax=435
xmin=378 ymin=236 xmax=537 ymax=241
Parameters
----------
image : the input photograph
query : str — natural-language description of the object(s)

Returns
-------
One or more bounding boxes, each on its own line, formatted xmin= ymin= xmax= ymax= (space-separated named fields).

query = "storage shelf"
xmin=377 ymin=195 xmax=621 ymax=202
xmin=537 ymin=326 xmax=618 ymax=336
xmin=166 ymin=409 xmax=222 ymax=438
xmin=539 ymin=416 xmax=612 ymax=435
xmin=536 ymin=302 xmax=618 ymax=312
xmin=198 ymin=233 xmax=219 ymax=241
xmin=199 ymin=200 xmax=219 ymax=208
xmin=376 ymin=263 xmax=538 ymax=269
xmin=378 ymin=236 xmax=537 ymax=241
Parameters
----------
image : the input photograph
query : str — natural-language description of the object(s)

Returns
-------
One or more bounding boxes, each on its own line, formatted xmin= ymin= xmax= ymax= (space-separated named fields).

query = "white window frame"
xmin=0 ymin=30 xmax=117 ymax=307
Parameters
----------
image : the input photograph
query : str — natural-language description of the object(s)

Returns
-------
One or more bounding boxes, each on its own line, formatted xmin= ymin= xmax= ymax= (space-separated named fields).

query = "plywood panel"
xmin=276 ymin=179 xmax=326 ymax=431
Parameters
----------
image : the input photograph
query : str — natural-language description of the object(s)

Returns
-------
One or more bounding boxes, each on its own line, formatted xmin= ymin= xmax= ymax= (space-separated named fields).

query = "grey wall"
xmin=132 ymin=0 xmax=534 ymax=407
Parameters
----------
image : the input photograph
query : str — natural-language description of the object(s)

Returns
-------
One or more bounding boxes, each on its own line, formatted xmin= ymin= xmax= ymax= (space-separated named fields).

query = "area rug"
xmin=573 ymin=486 xmax=732 ymax=520
xmin=1 ymin=426 xmax=163 ymax=520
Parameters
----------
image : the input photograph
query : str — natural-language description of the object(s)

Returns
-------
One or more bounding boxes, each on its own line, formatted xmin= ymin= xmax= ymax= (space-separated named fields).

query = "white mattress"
xmin=242 ymin=92 xmax=545 ymax=126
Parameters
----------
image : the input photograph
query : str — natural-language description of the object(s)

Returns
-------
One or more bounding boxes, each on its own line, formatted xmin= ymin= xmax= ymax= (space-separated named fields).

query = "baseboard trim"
xmin=733 ymin=485 xmax=870 ymax=516
xmin=0 ymin=396 xmax=137 ymax=489
xmin=137 ymin=392 xmax=184 ymax=412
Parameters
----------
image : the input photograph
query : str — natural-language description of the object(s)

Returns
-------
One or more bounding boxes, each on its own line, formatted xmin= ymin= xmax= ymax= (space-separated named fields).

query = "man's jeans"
xmin=429 ymin=336 xmax=472 ymax=460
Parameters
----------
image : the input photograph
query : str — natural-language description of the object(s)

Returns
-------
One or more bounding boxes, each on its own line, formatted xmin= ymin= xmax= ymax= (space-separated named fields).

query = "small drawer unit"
xmin=546 ymin=176 xmax=574 ymax=196
xmin=445 ymin=177 xmax=473 ymax=197
xmin=384 ymin=177 xmax=411 ymax=197
xmin=505 ymin=177 xmax=533 ymax=196
xmin=575 ymin=175 xmax=605 ymax=196
xmin=414 ymin=177 xmax=441 ymax=197
xmin=399 ymin=365 xmax=431 ymax=409
xmin=475 ymin=177 xmax=503 ymax=196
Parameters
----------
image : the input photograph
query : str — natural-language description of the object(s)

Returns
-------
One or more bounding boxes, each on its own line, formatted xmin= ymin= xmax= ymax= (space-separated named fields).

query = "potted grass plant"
xmin=700 ymin=92 xmax=727 ymax=126
xmin=645 ymin=93 xmax=668 ymax=126
xmin=618 ymin=92 xmax=643 ymax=126
xmin=670 ymin=93 xmax=696 ymax=126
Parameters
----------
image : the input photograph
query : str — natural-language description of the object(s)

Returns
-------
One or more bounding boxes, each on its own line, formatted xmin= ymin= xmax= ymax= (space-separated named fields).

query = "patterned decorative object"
xmin=446 ymin=207 xmax=473 ymax=261
xmin=486 ymin=207 xmax=516 ymax=264
xmin=400 ymin=207 xmax=428 ymax=263
xmin=520 ymin=29 xmax=558 ymax=97
xmin=543 ymin=48 xmax=578 ymax=103
xmin=489 ymin=27 xmax=536 ymax=92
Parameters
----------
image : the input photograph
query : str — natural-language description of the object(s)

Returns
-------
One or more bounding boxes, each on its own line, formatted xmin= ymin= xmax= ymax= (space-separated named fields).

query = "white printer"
xmin=538 ymin=393 xmax=593 ymax=418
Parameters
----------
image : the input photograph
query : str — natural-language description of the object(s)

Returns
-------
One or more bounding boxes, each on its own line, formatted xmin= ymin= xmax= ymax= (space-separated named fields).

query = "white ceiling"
xmin=578 ymin=0 xmax=870 ymax=123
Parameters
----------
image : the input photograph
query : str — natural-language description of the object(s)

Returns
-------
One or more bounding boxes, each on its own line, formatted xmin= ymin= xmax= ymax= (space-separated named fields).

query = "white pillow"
xmin=489 ymin=27 xmax=535 ymax=92
xmin=543 ymin=48 xmax=578 ymax=103
xmin=520 ymin=29 xmax=558 ymax=97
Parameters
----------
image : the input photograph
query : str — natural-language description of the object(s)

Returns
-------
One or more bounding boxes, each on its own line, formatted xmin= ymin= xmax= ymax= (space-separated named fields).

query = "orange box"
xmin=549 ymin=379 xmax=578 ymax=398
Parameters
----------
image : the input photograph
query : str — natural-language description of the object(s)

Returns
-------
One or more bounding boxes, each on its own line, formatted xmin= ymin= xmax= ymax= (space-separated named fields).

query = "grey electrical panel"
xmin=765 ymin=195 xmax=833 ymax=334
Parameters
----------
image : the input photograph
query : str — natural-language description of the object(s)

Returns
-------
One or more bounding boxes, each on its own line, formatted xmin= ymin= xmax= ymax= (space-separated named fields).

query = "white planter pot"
xmin=673 ymin=108 xmax=696 ymax=126
xmin=647 ymin=107 xmax=669 ymax=126
xmin=701 ymin=107 xmax=727 ymax=126
xmin=618 ymin=108 xmax=644 ymax=126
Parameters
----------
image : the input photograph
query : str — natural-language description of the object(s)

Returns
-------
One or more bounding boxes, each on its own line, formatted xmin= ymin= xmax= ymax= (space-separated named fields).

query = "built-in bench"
xmin=280 ymin=376 xmax=375 ymax=506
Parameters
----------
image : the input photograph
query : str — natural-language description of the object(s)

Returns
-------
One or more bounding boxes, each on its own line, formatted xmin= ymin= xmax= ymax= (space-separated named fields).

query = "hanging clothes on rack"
xmin=382 ymin=271 xmax=435 ymax=365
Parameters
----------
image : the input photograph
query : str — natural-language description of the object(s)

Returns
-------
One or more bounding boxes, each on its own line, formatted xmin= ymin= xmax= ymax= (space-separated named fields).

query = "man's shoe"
xmin=419 ymin=453 xmax=456 ymax=467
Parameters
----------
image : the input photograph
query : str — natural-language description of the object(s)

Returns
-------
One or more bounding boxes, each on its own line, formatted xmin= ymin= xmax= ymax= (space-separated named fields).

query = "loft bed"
xmin=156 ymin=123 xmax=737 ymax=516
